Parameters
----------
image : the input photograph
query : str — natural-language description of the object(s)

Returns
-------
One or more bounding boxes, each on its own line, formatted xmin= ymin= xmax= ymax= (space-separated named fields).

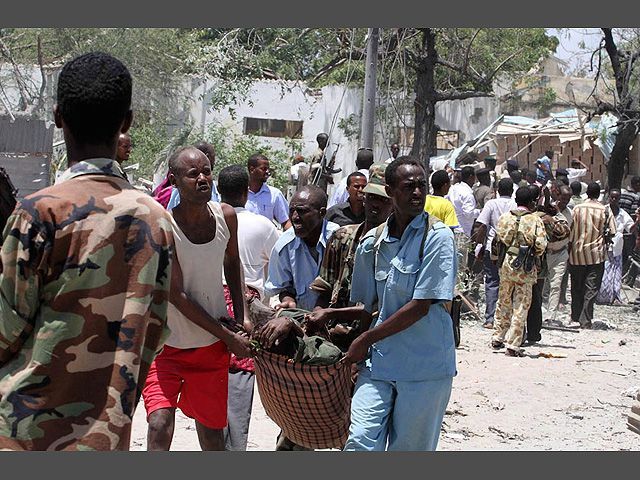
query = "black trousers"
xmin=569 ymin=263 xmax=605 ymax=327
xmin=526 ymin=278 xmax=545 ymax=342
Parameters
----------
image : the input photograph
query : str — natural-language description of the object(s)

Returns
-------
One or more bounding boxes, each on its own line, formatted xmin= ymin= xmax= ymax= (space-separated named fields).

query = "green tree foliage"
xmin=186 ymin=123 xmax=302 ymax=193
xmin=1 ymin=28 xmax=558 ymax=181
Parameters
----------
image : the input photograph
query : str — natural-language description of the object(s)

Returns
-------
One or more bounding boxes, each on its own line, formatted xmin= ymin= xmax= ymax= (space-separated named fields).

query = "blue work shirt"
xmin=265 ymin=220 xmax=340 ymax=311
xmin=246 ymin=183 xmax=290 ymax=225
xmin=350 ymin=212 xmax=458 ymax=382
xmin=166 ymin=182 xmax=220 ymax=210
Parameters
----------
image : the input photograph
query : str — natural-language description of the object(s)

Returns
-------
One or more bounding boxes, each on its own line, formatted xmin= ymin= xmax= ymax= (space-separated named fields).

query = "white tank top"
xmin=165 ymin=201 xmax=230 ymax=349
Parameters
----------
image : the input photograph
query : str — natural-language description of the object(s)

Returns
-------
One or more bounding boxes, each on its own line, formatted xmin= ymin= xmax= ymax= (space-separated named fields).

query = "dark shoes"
xmin=491 ymin=340 xmax=504 ymax=350
xmin=505 ymin=348 xmax=526 ymax=357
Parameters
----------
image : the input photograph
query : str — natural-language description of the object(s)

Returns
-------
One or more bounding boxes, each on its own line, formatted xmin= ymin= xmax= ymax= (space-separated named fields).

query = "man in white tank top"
xmin=142 ymin=147 xmax=252 ymax=451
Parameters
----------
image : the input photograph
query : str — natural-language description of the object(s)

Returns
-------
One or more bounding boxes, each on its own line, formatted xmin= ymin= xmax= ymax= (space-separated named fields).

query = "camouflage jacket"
xmin=496 ymin=208 xmax=547 ymax=284
xmin=309 ymin=222 xmax=366 ymax=308
xmin=0 ymin=158 xmax=174 ymax=451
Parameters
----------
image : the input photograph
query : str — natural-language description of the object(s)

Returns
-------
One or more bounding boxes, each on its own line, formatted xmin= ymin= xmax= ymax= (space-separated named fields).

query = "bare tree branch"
xmin=35 ymin=34 xmax=46 ymax=114
xmin=463 ymin=29 xmax=482 ymax=74
xmin=310 ymin=55 xmax=348 ymax=83
xmin=435 ymin=56 xmax=485 ymax=85
xmin=486 ymin=48 xmax=525 ymax=83
xmin=0 ymin=36 xmax=31 ymax=111
xmin=436 ymin=90 xmax=494 ymax=101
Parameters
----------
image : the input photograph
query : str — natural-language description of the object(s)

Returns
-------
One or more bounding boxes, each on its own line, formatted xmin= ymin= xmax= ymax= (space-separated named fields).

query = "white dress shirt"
xmin=446 ymin=181 xmax=480 ymax=236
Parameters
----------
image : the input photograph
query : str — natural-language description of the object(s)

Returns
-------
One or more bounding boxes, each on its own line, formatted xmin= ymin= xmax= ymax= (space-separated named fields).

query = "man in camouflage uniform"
xmin=491 ymin=186 xmax=547 ymax=356
xmin=0 ymin=53 xmax=174 ymax=450
xmin=307 ymin=163 xmax=393 ymax=350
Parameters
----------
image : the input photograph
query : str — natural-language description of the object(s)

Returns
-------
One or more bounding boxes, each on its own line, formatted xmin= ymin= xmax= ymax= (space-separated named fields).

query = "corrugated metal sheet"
xmin=0 ymin=155 xmax=50 ymax=200
xmin=0 ymin=116 xmax=53 ymax=199
xmin=0 ymin=116 xmax=54 ymax=154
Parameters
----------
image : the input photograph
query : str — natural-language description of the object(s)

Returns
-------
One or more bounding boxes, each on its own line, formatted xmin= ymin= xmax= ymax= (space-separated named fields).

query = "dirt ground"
xmin=130 ymin=290 xmax=640 ymax=451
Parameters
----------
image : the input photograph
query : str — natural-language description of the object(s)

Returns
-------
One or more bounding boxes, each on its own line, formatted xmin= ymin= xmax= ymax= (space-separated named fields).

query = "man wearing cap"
xmin=497 ymin=159 xmax=519 ymax=180
xmin=307 ymin=163 xmax=393 ymax=350
xmin=473 ymin=168 xmax=495 ymax=210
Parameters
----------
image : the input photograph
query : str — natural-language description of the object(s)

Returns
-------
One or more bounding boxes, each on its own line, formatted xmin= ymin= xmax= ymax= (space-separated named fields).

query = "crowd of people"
xmin=0 ymin=51 xmax=638 ymax=452
xmin=428 ymin=151 xmax=640 ymax=357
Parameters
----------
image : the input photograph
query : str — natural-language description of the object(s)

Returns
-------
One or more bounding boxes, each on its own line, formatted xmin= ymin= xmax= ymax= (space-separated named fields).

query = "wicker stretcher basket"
xmin=253 ymin=350 xmax=352 ymax=449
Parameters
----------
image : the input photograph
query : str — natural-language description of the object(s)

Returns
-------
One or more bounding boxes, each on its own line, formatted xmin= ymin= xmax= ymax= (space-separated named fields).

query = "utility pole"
xmin=360 ymin=28 xmax=379 ymax=150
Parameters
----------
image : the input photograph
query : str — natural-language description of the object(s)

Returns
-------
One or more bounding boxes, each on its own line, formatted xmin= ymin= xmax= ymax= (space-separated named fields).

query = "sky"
xmin=547 ymin=28 xmax=605 ymax=76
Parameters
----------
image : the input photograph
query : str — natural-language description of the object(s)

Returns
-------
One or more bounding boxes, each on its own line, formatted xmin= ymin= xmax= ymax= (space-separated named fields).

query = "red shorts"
xmin=142 ymin=341 xmax=230 ymax=429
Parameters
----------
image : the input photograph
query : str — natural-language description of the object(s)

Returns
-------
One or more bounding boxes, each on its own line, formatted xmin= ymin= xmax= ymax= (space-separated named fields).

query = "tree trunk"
xmin=608 ymin=121 xmax=638 ymax=189
xmin=411 ymin=28 xmax=438 ymax=170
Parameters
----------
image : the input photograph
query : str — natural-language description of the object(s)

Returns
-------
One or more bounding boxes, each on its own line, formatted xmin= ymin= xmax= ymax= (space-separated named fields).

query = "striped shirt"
xmin=569 ymin=200 xmax=617 ymax=266
xmin=619 ymin=188 xmax=640 ymax=216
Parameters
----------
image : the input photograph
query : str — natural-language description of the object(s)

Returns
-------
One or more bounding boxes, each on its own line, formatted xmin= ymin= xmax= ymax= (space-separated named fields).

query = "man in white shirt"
xmin=384 ymin=143 xmax=400 ymax=164
xmin=447 ymin=165 xmax=480 ymax=237
xmin=566 ymin=159 xmax=589 ymax=184
xmin=543 ymin=185 xmax=573 ymax=320
xmin=327 ymin=148 xmax=374 ymax=208
xmin=217 ymin=164 xmax=280 ymax=451
xmin=474 ymin=178 xmax=517 ymax=328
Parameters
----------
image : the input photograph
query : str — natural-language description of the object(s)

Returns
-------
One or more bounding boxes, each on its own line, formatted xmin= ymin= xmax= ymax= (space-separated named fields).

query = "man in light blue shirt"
xmin=343 ymin=156 xmax=458 ymax=451
xmin=536 ymin=150 xmax=554 ymax=184
xmin=264 ymin=186 xmax=339 ymax=311
xmin=246 ymin=153 xmax=291 ymax=230
xmin=166 ymin=141 xmax=220 ymax=209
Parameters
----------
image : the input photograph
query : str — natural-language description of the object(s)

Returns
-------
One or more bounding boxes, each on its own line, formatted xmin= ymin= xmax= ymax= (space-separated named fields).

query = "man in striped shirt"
xmin=568 ymin=182 xmax=617 ymax=328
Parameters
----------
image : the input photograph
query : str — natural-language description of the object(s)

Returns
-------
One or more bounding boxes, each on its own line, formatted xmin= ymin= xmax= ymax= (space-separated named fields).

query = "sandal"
xmin=483 ymin=321 xmax=494 ymax=329
xmin=491 ymin=340 xmax=504 ymax=350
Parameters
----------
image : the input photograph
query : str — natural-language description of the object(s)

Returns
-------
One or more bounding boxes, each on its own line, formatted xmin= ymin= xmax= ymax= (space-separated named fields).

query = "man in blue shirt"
xmin=263 ymin=186 xmax=339 ymax=314
xmin=536 ymin=150 xmax=554 ymax=184
xmin=166 ymin=142 xmax=220 ymax=209
xmin=258 ymin=185 xmax=339 ymax=451
xmin=343 ymin=156 xmax=458 ymax=451
xmin=246 ymin=154 xmax=292 ymax=230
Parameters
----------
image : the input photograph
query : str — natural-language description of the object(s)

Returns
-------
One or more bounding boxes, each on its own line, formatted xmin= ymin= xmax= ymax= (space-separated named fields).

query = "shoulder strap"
xmin=508 ymin=212 xmax=523 ymax=249
xmin=418 ymin=212 xmax=441 ymax=262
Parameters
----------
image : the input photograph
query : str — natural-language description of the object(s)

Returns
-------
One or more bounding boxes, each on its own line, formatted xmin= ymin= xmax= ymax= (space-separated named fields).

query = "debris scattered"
xmin=621 ymin=387 xmax=640 ymax=399
xmin=599 ymin=368 xmax=631 ymax=377
xmin=598 ymin=398 xmax=630 ymax=408
xmin=536 ymin=352 xmax=567 ymax=359
xmin=619 ymin=339 xmax=628 ymax=346
xmin=576 ymin=358 xmax=619 ymax=363
xmin=592 ymin=320 xmax=617 ymax=330
xmin=541 ymin=325 xmax=580 ymax=333
xmin=488 ymin=426 xmax=524 ymax=441
xmin=445 ymin=408 xmax=468 ymax=417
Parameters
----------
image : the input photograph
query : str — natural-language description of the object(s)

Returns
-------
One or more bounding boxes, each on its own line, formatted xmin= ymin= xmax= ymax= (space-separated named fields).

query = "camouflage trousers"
xmin=492 ymin=278 xmax=533 ymax=352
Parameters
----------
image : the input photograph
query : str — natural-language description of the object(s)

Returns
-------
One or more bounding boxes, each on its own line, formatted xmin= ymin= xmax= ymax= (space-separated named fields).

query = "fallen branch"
xmin=576 ymin=358 xmax=620 ymax=363
xmin=541 ymin=325 xmax=580 ymax=333
xmin=598 ymin=368 xmax=631 ymax=377
xmin=458 ymin=291 xmax=482 ymax=322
